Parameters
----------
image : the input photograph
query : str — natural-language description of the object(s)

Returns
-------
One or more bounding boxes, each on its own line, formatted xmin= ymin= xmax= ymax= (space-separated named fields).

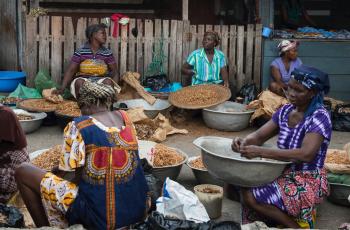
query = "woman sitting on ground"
xmin=232 ymin=65 xmax=331 ymax=228
xmin=269 ymin=40 xmax=302 ymax=97
xmin=16 ymin=81 xmax=149 ymax=229
xmin=0 ymin=105 xmax=29 ymax=203
xmin=56 ymin=23 xmax=120 ymax=99
xmin=181 ymin=31 xmax=230 ymax=87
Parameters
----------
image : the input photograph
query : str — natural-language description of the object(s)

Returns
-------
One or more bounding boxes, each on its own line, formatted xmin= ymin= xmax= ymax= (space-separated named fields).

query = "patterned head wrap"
xmin=277 ymin=40 xmax=299 ymax=56
xmin=78 ymin=80 xmax=116 ymax=108
xmin=291 ymin=65 xmax=330 ymax=117
xmin=204 ymin=31 xmax=221 ymax=46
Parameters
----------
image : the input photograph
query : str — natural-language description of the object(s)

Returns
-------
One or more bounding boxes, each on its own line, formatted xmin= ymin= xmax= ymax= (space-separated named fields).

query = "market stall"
xmin=260 ymin=0 xmax=350 ymax=101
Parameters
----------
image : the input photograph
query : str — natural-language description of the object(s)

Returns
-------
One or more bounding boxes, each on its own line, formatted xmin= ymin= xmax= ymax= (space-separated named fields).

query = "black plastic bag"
xmin=332 ymin=103 xmax=350 ymax=131
xmin=140 ymin=159 xmax=163 ymax=212
xmin=0 ymin=204 xmax=24 ymax=228
xmin=144 ymin=74 xmax=168 ymax=91
xmin=236 ymin=83 xmax=257 ymax=104
xmin=134 ymin=212 xmax=241 ymax=230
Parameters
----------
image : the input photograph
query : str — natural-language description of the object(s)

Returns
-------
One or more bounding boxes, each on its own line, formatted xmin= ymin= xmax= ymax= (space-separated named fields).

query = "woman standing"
xmin=182 ymin=31 xmax=230 ymax=87
xmin=0 ymin=104 xmax=29 ymax=203
xmin=233 ymin=65 xmax=331 ymax=228
xmin=56 ymin=23 xmax=120 ymax=99
xmin=269 ymin=40 xmax=302 ymax=96
xmin=16 ymin=81 xmax=149 ymax=229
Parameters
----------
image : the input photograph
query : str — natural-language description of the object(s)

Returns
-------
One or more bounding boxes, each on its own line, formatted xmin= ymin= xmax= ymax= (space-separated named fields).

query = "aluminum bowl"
xmin=202 ymin=101 xmax=254 ymax=131
xmin=328 ymin=183 xmax=350 ymax=207
xmin=18 ymin=112 xmax=47 ymax=134
xmin=152 ymin=148 xmax=188 ymax=182
xmin=193 ymin=136 xmax=291 ymax=187
xmin=186 ymin=156 xmax=223 ymax=186
xmin=113 ymin=99 xmax=171 ymax=119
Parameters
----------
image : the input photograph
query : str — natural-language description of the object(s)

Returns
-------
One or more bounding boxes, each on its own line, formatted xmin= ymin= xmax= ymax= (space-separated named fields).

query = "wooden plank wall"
xmin=0 ymin=1 xmax=18 ymax=70
xmin=23 ymin=16 xmax=262 ymax=91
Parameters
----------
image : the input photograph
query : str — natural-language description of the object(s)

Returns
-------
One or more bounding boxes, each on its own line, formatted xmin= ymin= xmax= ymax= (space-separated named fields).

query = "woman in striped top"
xmin=181 ymin=31 xmax=230 ymax=87
xmin=56 ymin=23 xmax=120 ymax=99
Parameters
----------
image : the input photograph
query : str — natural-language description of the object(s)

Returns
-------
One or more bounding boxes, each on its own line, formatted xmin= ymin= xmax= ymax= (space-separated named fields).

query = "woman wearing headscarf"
xmin=15 ymin=81 xmax=149 ymax=229
xmin=181 ymin=31 xmax=230 ymax=87
xmin=232 ymin=65 xmax=331 ymax=228
xmin=0 ymin=104 xmax=29 ymax=203
xmin=269 ymin=40 xmax=302 ymax=97
xmin=56 ymin=23 xmax=120 ymax=99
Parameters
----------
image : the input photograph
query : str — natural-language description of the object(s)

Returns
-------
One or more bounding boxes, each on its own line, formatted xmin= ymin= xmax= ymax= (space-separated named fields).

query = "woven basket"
xmin=168 ymin=84 xmax=231 ymax=109
xmin=17 ymin=99 xmax=58 ymax=112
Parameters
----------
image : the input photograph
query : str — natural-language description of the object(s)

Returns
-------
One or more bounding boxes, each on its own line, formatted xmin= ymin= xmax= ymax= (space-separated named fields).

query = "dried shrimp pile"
xmin=189 ymin=156 xmax=206 ymax=170
xmin=134 ymin=123 xmax=155 ymax=140
xmin=31 ymin=145 xmax=62 ymax=170
xmin=17 ymin=115 xmax=34 ymax=120
xmin=174 ymin=88 xmax=219 ymax=106
xmin=56 ymin=101 xmax=81 ymax=117
xmin=325 ymin=149 xmax=350 ymax=165
xmin=153 ymin=144 xmax=184 ymax=167
xmin=199 ymin=187 xmax=221 ymax=194
xmin=20 ymin=99 xmax=57 ymax=111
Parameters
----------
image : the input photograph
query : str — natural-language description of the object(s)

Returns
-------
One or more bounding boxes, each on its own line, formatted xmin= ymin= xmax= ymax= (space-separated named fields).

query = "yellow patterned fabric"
xmin=59 ymin=122 xmax=85 ymax=172
xmin=79 ymin=59 xmax=108 ymax=76
xmin=40 ymin=172 xmax=78 ymax=228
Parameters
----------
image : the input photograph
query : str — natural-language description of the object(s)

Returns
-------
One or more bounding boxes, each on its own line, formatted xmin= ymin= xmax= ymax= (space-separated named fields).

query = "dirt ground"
xmin=25 ymin=116 xmax=350 ymax=229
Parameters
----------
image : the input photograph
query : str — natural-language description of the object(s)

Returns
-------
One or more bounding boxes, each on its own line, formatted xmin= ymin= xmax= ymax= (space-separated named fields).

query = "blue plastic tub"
xmin=0 ymin=71 xmax=26 ymax=92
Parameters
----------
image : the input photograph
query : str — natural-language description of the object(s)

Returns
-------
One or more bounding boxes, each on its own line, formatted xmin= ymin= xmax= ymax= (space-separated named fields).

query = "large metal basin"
xmin=113 ymin=99 xmax=171 ymax=119
xmin=202 ymin=101 xmax=254 ymax=131
xmin=193 ymin=136 xmax=291 ymax=187
xmin=17 ymin=111 xmax=47 ymax=134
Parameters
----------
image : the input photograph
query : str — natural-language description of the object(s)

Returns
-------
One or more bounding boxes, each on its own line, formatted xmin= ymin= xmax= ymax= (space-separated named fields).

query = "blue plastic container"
xmin=262 ymin=27 xmax=272 ymax=38
xmin=0 ymin=71 xmax=26 ymax=92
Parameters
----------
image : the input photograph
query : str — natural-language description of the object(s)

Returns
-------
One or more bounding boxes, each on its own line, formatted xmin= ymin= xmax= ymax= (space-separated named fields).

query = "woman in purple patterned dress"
xmin=232 ymin=65 xmax=331 ymax=228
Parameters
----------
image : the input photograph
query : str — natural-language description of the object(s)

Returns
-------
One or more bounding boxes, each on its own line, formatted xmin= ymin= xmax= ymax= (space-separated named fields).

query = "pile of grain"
xmin=56 ymin=101 xmax=81 ymax=117
xmin=325 ymin=149 xmax=350 ymax=165
xmin=199 ymin=187 xmax=221 ymax=194
xmin=189 ymin=156 xmax=206 ymax=170
xmin=0 ymin=97 xmax=20 ymax=105
xmin=173 ymin=87 xmax=219 ymax=106
xmin=153 ymin=144 xmax=184 ymax=167
xmin=31 ymin=145 xmax=62 ymax=170
xmin=17 ymin=115 xmax=33 ymax=120
xmin=20 ymin=99 xmax=57 ymax=111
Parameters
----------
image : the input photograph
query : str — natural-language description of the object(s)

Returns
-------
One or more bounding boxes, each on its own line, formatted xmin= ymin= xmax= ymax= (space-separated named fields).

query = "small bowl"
xmin=186 ymin=156 xmax=223 ymax=186
xmin=152 ymin=148 xmax=188 ymax=182
xmin=328 ymin=183 xmax=350 ymax=207
xmin=113 ymin=99 xmax=171 ymax=118
xmin=18 ymin=112 xmax=47 ymax=134
xmin=202 ymin=101 xmax=254 ymax=131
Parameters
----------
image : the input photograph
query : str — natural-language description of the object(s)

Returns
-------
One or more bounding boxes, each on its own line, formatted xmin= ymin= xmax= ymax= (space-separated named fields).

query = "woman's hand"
xmin=231 ymin=137 xmax=245 ymax=152
xmin=239 ymin=145 xmax=263 ymax=159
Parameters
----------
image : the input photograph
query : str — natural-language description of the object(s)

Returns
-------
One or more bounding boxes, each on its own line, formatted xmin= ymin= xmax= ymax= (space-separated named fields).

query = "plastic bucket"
xmin=262 ymin=27 xmax=272 ymax=38
xmin=0 ymin=71 xmax=26 ymax=92
xmin=194 ymin=184 xmax=223 ymax=219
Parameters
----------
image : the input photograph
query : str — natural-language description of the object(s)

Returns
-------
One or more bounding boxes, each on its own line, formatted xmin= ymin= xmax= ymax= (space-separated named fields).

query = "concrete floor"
xmin=26 ymin=118 xmax=350 ymax=229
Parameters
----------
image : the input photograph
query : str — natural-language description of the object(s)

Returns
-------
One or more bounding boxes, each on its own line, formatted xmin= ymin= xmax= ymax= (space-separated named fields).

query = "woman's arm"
xmin=108 ymin=63 xmax=120 ymax=83
xmin=241 ymin=132 xmax=324 ymax=162
xmin=220 ymin=66 xmax=229 ymax=88
xmin=232 ymin=120 xmax=279 ymax=152
xmin=58 ymin=62 xmax=79 ymax=94
xmin=181 ymin=62 xmax=195 ymax=77
xmin=271 ymin=66 xmax=287 ymax=88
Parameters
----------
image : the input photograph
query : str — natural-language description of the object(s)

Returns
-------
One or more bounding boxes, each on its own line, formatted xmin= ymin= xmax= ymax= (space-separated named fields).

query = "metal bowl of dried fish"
xmin=13 ymin=109 xmax=47 ymax=134
xmin=148 ymin=144 xmax=188 ymax=182
xmin=186 ymin=156 xmax=223 ymax=186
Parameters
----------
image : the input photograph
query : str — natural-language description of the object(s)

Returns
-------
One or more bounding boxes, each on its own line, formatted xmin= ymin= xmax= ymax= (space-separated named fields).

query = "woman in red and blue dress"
xmin=16 ymin=81 xmax=149 ymax=229
xmin=232 ymin=65 xmax=331 ymax=228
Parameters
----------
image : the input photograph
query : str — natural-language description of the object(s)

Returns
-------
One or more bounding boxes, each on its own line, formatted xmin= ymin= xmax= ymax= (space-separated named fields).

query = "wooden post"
xmin=182 ymin=0 xmax=188 ymax=21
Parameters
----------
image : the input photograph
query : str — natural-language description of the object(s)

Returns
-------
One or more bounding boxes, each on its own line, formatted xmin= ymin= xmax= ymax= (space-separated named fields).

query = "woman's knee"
xmin=242 ymin=189 xmax=258 ymax=209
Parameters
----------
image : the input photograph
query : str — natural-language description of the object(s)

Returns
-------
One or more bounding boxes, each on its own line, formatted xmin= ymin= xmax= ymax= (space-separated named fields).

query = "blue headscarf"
xmin=290 ymin=65 xmax=330 ymax=117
